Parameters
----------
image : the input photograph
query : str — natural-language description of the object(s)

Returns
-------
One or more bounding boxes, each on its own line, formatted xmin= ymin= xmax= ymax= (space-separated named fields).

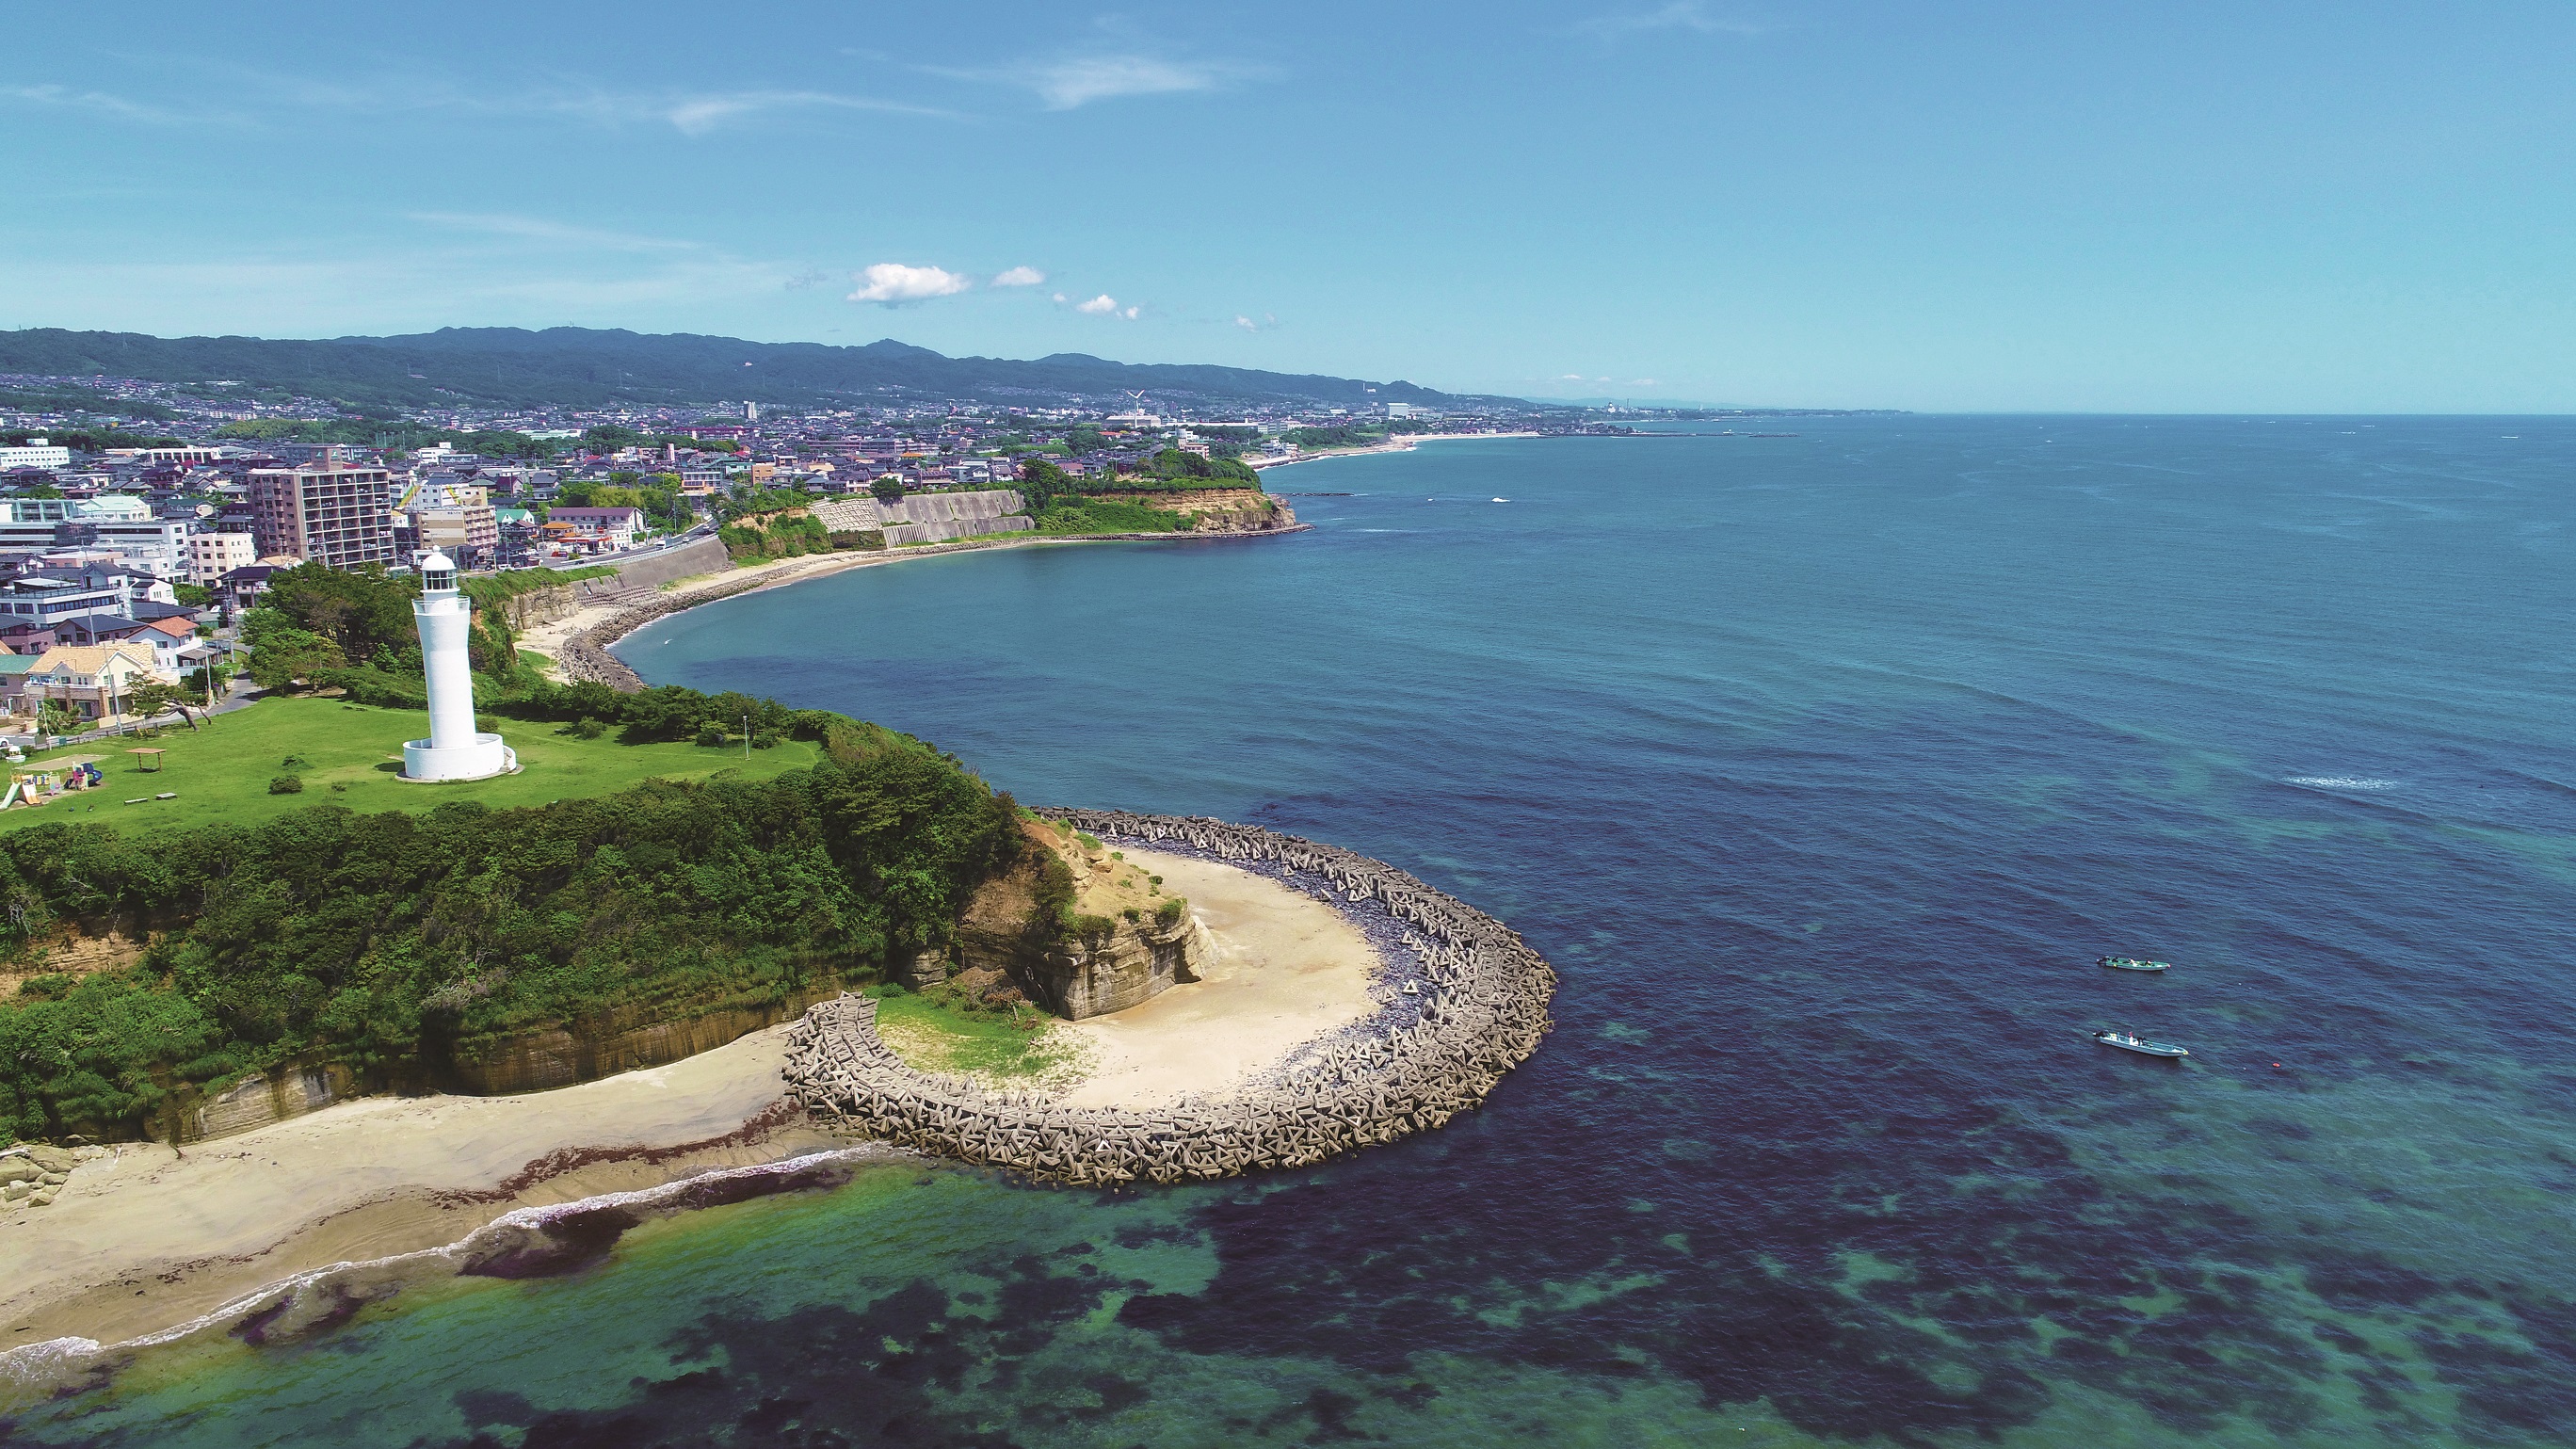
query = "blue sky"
xmin=5 ymin=2 xmax=2569 ymax=411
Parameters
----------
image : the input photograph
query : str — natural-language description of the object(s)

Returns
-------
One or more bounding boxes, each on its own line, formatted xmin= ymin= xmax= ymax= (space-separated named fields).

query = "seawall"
xmin=782 ymin=811 xmax=1555 ymax=1185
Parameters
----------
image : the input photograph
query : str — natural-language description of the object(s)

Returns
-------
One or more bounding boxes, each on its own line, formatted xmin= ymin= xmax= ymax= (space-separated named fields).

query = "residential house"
xmin=24 ymin=641 xmax=167 ymax=723
xmin=545 ymin=507 xmax=646 ymax=549
xmin=0 ymin=652 xmax=36 ymax=715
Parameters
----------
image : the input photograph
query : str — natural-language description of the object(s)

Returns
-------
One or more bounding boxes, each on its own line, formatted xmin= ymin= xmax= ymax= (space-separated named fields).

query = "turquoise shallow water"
xmin=11 ymin=416 xmax=2576 ymax=1446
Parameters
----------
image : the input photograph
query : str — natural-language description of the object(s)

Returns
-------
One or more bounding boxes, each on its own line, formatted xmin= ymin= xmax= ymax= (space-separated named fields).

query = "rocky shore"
xmin=783 ymin=811 xmax=1555 ymax=1185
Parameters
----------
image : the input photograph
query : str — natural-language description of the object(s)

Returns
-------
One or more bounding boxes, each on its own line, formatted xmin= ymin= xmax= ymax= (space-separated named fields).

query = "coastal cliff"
xmin=956 ymin=819 xmax=1206 ymax=1020
xmin=1110 ymin=488 xmax=1296 ymax=533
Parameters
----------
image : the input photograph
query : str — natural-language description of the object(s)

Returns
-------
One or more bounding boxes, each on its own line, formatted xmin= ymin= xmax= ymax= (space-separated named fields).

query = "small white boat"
xmin=2092 ymin=1029 xmax=2188 ymax=1058
xmin=2100 ymin=956 xmax=2170 ymax=973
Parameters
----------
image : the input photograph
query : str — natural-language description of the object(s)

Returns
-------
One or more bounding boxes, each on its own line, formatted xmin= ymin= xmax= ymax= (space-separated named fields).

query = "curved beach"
xmin=787 ymin=811 xmax=1557 ymax=1185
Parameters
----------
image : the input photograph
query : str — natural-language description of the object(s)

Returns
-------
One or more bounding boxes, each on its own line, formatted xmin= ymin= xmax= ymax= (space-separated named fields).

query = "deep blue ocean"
xmin=15 ymin=416 xmax=2575 ymax=1446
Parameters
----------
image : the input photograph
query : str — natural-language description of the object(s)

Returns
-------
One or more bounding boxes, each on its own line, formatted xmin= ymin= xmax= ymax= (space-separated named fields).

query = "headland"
xmin=0 ymin=833 xmax=1424 ymax=1357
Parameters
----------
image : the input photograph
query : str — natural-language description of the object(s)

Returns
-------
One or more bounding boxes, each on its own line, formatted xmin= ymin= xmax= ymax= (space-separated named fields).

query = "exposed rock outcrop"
xmin=2 ymin=1142 xmax=108 ymax=1211
xmin=1100 ymin=488 xmax=1297 ymax=533
xmin=957 ymin=821 xmax=1205 ymax=1020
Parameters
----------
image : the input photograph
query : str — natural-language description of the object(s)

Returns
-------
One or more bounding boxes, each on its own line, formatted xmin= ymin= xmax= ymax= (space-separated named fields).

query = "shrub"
xmin=281 ymin=754 xmax=311 ymax=769
xmin=475 ymin=715 xmax=498 ymax=733
xmin=1120 ymin=908 xmax=1141 ymax=923
xmin=268 ymin=775 xmax=303 ymax=795
xmin=1155 ymin=898 xmax=1188 ymax=927
xmin=694 ymin=722 xmax=727 ymax=748
xmin=572 ymin=717 xmax=606 ymax=739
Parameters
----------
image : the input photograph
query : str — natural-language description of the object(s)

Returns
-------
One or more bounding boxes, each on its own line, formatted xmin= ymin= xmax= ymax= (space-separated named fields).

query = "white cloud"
xmin=1576 ymin=3 xmax=1764 ymax=41
xmin=1122 ymin=306 xmax=1139 ymax=320
xmin=1234 ymin=315 xmax=1257 ymax=331
xmin=0 ymin=83 xmax=214 ymax=125
xmin=847 ymin=263 xmax=974 ymax=305
xmin=991 ymin=266 xmax=1047 ymax=287
xmin=932 ymin=54 xmax=1253 ymax=110
xmin=1075 ymin=294 xmax=1119 ymax=314
xmin=655 ymin=89 xmax=941 ymax=135
xmin=1051 ymin=291 xmax=1069 ymax=303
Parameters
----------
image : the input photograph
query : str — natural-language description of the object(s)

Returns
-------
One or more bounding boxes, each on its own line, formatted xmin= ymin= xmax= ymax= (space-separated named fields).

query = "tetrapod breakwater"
xmin=781 ymin=811 xmax=1556 ymax=1185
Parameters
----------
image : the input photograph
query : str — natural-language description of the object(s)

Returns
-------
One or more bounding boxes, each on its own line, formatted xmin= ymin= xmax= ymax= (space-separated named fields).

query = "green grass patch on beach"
xmin=4 ymin=696 xmax=823 ymax=836
xmin=870 ymin=988 xmax=1080 ymax=1082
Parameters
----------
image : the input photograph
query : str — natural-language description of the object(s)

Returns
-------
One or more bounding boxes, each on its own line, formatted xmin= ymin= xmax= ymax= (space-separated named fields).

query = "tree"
xmin=870 ymin=478 xmax=907 ymax=505
xmin=11 ymin=481 xmax=63 ymax=499
xmin=1018 ymin=458 xmax=1071 ymax=511
xmin=239 ymin=617 xmax=348 ymax=691
xmin=583 ymin=425 xmax=645 ymax=451
xmin=35 ymin=700 xmax=83 ymax=737
xmin=124 ymin=683 xmax=189 ymax=719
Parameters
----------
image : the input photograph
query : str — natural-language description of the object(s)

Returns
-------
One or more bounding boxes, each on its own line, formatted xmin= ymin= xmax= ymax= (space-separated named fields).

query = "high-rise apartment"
xmin=247 ymin=448 xmax=395 ymax=569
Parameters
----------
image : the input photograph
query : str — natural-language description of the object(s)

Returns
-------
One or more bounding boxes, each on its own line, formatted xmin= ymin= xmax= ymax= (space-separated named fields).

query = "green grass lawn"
xmin=870 ymin=987 xmax=1083 ymax=1083
xmin=3 ymin=696 xmax=825 ymax=835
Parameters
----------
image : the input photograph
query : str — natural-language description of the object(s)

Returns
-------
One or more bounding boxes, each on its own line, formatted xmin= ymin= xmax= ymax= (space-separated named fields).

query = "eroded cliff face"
xmin=957 ymin=821 xmax=1205 ymax=1020
xmin=157 ymin=990 xmax=833 ymax=1143
xmin=1115 ymin=489 xmax=1297 ymax=533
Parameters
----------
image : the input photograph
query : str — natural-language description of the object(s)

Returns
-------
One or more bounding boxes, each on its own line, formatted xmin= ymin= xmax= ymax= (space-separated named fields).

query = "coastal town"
xmin=0 ymin=361 xmax=1651 ymax=755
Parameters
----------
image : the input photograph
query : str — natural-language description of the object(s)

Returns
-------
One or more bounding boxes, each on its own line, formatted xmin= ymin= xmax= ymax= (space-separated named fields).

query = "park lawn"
xmin=2 ymin=696 xmax=825 ymax=836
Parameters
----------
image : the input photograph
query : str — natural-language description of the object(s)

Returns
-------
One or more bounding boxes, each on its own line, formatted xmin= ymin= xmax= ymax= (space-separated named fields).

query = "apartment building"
xmin=247 ymin=455 xmax=395 ymax=569
xmin=186 ymin=529 xmax=256 ymax=584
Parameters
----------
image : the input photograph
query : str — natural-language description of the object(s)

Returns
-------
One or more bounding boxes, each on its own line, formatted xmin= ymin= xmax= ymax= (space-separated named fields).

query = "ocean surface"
xmin=14 ymin=415 xmax=2576 ymax=1446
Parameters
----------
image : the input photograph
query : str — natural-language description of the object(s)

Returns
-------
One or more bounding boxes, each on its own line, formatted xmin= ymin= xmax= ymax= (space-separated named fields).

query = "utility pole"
xmin=742 ymin=713 xmax=750 ymax=762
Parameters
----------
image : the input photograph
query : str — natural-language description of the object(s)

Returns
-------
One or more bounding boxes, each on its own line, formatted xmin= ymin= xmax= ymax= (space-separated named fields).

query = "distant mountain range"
xmin=0 ymin=327 xmax=1516 ymax=413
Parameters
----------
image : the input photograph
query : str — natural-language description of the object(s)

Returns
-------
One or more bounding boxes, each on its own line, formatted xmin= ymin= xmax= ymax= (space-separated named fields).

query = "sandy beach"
xmin=0 ymin=852 xmax=1378 ymax=1353
xmin=0 ymin=1023 xmax=831 ymax=1352
xmin=1057 ymin=848 xmax=1379 ymax=1108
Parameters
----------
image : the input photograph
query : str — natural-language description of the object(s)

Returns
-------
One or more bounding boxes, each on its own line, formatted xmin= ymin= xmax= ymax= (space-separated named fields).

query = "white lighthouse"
xmin=400 ymin=552 xmax=517 ymax=781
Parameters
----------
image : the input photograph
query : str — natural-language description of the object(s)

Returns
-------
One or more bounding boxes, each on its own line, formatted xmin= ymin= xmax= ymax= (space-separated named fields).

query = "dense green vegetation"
xmin=2 ymin=427 xmax=188 ymax=452
xmin=0 ymin=736 xmax=1023 ymax=1141
xmin=1282 ymin=424 xmax=1389 ymax=450
xmin=720 ymin=509 xmax=835 ymax=560
xmin=458 ymin=564 xmax=616 ymax=604
xmin=237 ymin=562 xmax=527 ymax=699
xmin=1098 ymin=447 xmax=1263 ymax=491
xmin=1033 ymin=498 xmax=1192 ymax=535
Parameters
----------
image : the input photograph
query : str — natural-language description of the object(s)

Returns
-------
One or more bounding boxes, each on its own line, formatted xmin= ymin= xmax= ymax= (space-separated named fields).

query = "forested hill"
xmin=0 ymin=327 xmax=1507 ymax=412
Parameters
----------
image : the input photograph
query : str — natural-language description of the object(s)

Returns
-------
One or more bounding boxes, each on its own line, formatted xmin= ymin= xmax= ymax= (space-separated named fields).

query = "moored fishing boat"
xmin=2099 ymin=956 xmax=2170 ymax=972
xmin=2092 ymin=1029 xmax=2189 ymax=1058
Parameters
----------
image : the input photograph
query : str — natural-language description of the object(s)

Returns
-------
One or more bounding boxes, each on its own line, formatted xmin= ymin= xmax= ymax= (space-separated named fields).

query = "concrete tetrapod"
xmin=781 ymin=811 xmax=1556 ymax=1184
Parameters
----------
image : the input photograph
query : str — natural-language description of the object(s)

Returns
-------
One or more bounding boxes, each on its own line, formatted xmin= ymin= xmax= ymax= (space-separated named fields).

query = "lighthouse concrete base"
xmin=400 ymin=733 xmax=519 ymax=782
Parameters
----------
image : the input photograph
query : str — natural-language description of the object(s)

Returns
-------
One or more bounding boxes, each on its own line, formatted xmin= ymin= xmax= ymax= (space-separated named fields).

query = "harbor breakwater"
xmin=783 ymin=811 xmax=1555 ymax=1185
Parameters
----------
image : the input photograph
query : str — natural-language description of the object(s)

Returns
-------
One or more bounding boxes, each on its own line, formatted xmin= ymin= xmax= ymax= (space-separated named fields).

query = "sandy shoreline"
xmin=1060 ymin=848 xmax=1377 ymax=1107
xmin=0 ymin=852 xmax=1378 ymax=1354
xmin=518 ymin=528 xmax=1301 ymax=677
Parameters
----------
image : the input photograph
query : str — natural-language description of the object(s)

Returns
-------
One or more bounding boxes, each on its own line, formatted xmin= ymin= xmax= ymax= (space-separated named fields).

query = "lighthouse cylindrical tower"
xmin=399 ymin=552 xmax=518 ymax=781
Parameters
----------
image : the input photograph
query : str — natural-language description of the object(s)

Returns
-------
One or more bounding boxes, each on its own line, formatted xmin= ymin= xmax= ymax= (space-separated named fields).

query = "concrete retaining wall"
xmin=602 ymin=536 xmax=733 ymax=592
